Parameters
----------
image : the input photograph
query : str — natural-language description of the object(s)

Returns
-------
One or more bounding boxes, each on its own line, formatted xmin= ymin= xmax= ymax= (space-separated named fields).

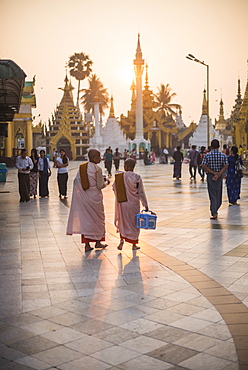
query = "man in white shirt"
xmin=163 ymin=148 xmax=169 ymax=163
xmin=15 ymin=148 xmax=33 ymax=202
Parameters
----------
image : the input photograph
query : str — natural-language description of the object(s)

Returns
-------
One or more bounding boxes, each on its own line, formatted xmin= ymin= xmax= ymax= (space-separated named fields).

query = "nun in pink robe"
xmin=66 ymin=155 xmax=109 ymax=251
xmin=113 ymin=159 xmax=148 ymax=250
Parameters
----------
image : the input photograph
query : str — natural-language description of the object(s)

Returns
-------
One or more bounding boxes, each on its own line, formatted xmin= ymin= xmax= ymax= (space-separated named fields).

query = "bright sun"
xmin=120 ymin=65 xmax=135 ymax=84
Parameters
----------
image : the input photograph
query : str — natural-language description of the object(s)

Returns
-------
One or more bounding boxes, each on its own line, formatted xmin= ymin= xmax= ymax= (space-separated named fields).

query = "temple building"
xmin=2 ymin=76 xmax=36 ymax=158
xmin=189 ymin=89 xmax=219 ymax=149
xmin=215 ymin=98 xmax=232 ymax=148
xmin=230 ymin=77 xmax=248 ymax=152
xmin=120 ymin=36 xmax=180 ymax=153
xmin=89 ymin=96 xmax=128 ymax=155
xmin=45 ymin=75 xmax=92 ymax=160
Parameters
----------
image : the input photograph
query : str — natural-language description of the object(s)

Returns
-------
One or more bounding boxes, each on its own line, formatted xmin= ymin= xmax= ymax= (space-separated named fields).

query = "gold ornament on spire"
xmin=109 ymin=95 xmax=115 ymax=118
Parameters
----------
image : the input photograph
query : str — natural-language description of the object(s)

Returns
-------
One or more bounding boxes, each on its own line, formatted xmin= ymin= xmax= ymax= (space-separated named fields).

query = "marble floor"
xmin=0 ymin=159 xmax=248 ymax=370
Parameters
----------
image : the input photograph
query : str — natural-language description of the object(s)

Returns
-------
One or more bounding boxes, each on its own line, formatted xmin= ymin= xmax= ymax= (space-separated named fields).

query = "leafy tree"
xmin=80 ymin=74 xmax=109 ymax=118
xmin=154 ymin=83 xmax=181 ymax=117
xmin=68 ymin=52 xmax=93 ymax=106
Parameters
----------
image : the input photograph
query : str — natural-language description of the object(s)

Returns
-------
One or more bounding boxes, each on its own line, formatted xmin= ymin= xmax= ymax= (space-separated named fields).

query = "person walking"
xmin=113 ymin=158 xmax=148 ymax=251
xmin=188 ymin=145 xmax=199 ymax=180
xmin=197 ymin=146 xmax=206 ymax=181
xmin=173 ymin=146 xmax=183 ymax=180
xmin=104 ymin=148 xmax=114 ymax=177
xmin=202 ymin=139 xmax=228 ymax=219
xmin=56 ymin=149 xmax=69 ymax=199
xmin=29 ymin=148 xmax=39 ymax=198
xmin=113 ymin=148 xmax=122 ymax=172
xmin=66 ymin=149 xmax=110 ymax=252
xmin=226 ymin=146 xmax=244 ymax=205
xmin=38 ymin=150 xmax=51 ymax=197
xmin=15 ymin=148 xmax=33 ymax=202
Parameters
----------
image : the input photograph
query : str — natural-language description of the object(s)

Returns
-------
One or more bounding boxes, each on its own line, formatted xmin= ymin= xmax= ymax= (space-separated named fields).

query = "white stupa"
xmin=189 ymin=89 xmax=219 ymax=149
xmin=89 ymin=96 xmax=129 ymax=156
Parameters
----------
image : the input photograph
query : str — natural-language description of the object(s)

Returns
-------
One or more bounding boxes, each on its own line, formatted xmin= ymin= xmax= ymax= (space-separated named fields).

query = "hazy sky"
xmin=1 ymin=0 xmax=248 ymax=127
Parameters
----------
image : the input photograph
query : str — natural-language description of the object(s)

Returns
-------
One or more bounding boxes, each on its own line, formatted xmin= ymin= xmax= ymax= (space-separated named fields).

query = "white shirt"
xmin=57 ymin=157 xmax=69 ymax=174
xmin=38 ymin=157 xmax=50 ymax=171
xmin=15 ymin=156 xmax=33 ymax=174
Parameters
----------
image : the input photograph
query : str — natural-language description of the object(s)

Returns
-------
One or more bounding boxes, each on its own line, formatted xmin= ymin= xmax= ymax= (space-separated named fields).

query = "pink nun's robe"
xmin=113 ymin=171 xmax=148 ymax=244
xmin=66 ymin=162 xmax=108 ymax=242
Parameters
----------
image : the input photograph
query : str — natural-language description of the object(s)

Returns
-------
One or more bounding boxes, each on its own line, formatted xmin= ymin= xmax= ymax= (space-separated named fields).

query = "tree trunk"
xmin=77 ymin=79 xmax=80 ymax=107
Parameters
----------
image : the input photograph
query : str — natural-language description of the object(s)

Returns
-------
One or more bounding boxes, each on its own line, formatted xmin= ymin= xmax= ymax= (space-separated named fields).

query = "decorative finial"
xmin=135 ymin=33 xmax=143 ymax=60
xmin=109 ymin=95 xmax=115 ymax=118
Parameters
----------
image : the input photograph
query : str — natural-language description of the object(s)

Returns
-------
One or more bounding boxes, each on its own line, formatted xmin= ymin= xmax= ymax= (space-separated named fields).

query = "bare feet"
xmin=95 ymin=241 xmax=108 ymax=249
xmin=132 ymin=244 xmax=140 ymax=250
xmin=117 ymin=239 xmax=124 ymax=250
xmin=85 ymin=243 xmax=93 ymax=252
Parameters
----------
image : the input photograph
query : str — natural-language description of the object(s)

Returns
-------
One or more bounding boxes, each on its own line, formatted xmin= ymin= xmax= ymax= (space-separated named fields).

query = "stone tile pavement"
xmin=0 ymin=159 xmax=248 ymax=369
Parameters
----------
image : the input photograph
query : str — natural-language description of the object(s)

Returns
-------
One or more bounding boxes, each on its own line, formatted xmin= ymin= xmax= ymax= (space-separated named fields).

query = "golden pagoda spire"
xmin=109 ymin=95 xmax=115 ymax=118
xmin=202 ymin=89 xmax=207 ymax=115
xmin=58 ymin=73 xmax=75 ymax=106
xmin=135 ymin=33 xmax=143 ymax=61
xmin=130 ymin=80 xmax=136 ymax=112
xmin=145 ymin=63 xmax=149 ymax=87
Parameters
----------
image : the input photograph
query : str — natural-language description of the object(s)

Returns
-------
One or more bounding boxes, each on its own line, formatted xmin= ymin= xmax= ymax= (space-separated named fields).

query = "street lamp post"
xmin=186 ymin=54 xmax=210 ymax=147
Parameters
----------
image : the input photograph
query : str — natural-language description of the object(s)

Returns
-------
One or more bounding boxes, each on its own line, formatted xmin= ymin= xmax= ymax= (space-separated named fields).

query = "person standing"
xmin=56 ymin=149 xmax=69 ymax=199
xmin=173 ymin=146 xmax=183 ymax=180
xmin=202 ymin=139 xmax=228 ymax=219
xmin=188 ymin=145 xmax=199 ymax=180
xmin=163 ymin=147 xmax=169 ymax=163
xmin=15 ymin=148 xmax=33 ymax=202
xmin=113 ymin=148 xmax=122 ymax=172
xmin=197 ymin=146 xmax=206 ymax=182
xmin=113 ymin=158 xmax=148 ymax=251
xmin=150 ymin=149 xmax=156 ymax=164
xmin=104 ymin=148 xmax=114 ymax=177
xmin=226 ymin=146 xmax=244 ymax=205
xmin=66 ymin=149 xmax=110 ymax=252
xmin=38 ymin=150 xmax=51 ymax=197
xmin=29 ymin=148 xmax=39 ymax=198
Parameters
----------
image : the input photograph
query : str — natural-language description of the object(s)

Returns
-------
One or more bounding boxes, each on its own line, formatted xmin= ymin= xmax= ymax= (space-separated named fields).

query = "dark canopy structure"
xmin=0 ymin=60 xmax=26 ymax=136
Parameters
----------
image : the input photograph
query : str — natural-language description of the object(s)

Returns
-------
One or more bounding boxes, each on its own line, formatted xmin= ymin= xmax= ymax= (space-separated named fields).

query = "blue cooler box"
xmin=0 ymin=163 xmax=7 ymax=182
xmin=136 ymin=210 xmax=157 ymax=229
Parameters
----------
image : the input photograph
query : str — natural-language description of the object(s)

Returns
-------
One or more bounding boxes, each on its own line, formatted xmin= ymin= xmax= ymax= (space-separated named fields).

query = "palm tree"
xmin=80 ymin=74 xmax=109 ymax=119
xmin=154 ymin=83 xmax=181 ymax=117
xmin=68 ymin=52 xmax=93 ymax=106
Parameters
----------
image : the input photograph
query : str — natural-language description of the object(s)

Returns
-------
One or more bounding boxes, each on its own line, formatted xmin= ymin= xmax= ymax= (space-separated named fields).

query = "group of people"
xmin=16 ymin=148 xmax=69 ymax=202
xmin=172 ymin=140 xmax=244 ymax=219
xmin=67 ymin=149 xmax=148 ymax=252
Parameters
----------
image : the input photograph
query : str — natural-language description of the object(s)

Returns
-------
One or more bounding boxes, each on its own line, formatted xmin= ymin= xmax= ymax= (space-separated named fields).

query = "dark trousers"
xmin=114 ymin=159 xmax=120 ymax=171
xmin=207 ymin=174 xmax=223 ymax=216
xmin=57 ymin=173 xmax=68 ymax=196
xmin=39 ymin=171 xmax=49 ymax=197
xmin=198 ymin=165 xmax=205 ymax=180
xmin=189 ymin=164 xmax=197 ymax=179
xmin=106 ymin=161 xmax=112 ymax=175
xmin=18 ymin=173 xmax=30 ymax=202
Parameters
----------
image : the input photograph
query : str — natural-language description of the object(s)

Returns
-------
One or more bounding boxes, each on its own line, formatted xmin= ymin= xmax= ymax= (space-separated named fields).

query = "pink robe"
xmin=113 ymin=171 xmax=148 ymax=244
xmin=66 ymin=162 xmax=107 ymax=242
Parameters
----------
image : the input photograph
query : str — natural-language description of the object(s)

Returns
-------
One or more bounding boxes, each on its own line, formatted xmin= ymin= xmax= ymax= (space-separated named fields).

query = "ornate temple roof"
xmin=58 ymin=75 xmax=75 ymax=106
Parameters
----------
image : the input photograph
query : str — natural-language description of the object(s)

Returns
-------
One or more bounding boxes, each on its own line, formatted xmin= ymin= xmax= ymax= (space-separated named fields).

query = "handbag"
xmin=235 ymin=160 xmax=246 ymax=172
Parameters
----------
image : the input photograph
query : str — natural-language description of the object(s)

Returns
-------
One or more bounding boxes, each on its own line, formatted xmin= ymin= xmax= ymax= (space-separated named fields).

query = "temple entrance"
xmin=57 ymin=137 xmax=72 ymax=159
xmin=151 ymin=131 xmax=159 ymax=154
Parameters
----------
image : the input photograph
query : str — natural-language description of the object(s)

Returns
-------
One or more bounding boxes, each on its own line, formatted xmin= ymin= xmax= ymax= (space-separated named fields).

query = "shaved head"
xmin=124 ymin=158 xmax=136 ymax=171
xmin=88 ymin=149 xmax=101 ymax=162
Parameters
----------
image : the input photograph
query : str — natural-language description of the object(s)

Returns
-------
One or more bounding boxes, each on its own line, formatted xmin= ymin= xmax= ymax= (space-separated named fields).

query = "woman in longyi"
xmin=113 ymin=158 xmax=149 ymax=250
xmin=66 ymin=149 xmax=110 ymax=252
